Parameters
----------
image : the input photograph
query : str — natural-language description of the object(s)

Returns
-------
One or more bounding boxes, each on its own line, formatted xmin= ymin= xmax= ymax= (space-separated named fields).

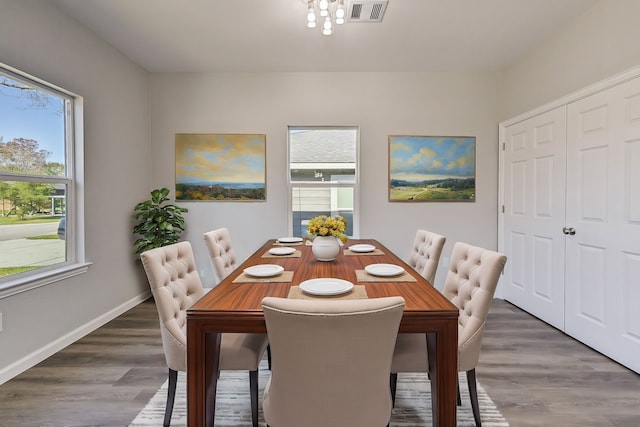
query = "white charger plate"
xmin=243 ymin=264 xmax=284 ymax=277
xmin=348 ymin=244 xmax=376 ymax=253
xmin=277 ymin=237 xmax=303 ymax=244
xmin=268 ymin=247 xmax=296 ymax=256
xmin=299 ymin=278 xmax=354 ymax=296
xmin=364 ymin=263 xmax=405 ymax=277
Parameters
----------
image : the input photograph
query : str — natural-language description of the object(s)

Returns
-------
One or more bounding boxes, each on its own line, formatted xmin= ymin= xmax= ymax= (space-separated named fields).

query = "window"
xmin=0 ymin=64 xmax=86 ymax=296
xmin=288 ymin=126 xmax=359 ymax=238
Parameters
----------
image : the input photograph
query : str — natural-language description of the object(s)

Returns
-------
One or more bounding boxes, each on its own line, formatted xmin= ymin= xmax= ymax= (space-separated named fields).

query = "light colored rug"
xmin=130 ymin=360 xmax=509 ymax=426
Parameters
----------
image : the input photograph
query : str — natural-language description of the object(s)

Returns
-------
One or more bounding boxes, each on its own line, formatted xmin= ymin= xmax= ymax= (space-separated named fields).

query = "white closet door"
xmin=503 ymin=107 xmax=567 ymax=329
xmin=566 ymin=77 xmax=640 ymax=373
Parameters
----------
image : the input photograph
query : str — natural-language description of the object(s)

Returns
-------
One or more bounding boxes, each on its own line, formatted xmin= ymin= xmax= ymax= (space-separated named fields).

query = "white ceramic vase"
xmin=311 ymin=236 xmax=340 ymax=261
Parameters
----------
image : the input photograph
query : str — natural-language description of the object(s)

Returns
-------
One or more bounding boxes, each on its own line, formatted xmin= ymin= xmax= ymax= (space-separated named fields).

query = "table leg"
xmin=187 ymin=327 xmax=221 ymax=427
xmin=205 ymin=332 xmax=220 ymax=427
xmin=426 ymin=327 xmax=457 ymax=427
xmin=426 ymin=332 xmax=438 ymax=424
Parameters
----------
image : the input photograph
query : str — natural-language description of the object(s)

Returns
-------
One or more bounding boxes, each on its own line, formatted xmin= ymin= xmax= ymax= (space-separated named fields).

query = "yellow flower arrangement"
xmin=307 ymin=215 xmax=348 ymax=243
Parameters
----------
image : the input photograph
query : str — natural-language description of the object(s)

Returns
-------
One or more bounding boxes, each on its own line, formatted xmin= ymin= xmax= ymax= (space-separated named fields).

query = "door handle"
xmin=562 ymin=227 xmax=576 ymax=235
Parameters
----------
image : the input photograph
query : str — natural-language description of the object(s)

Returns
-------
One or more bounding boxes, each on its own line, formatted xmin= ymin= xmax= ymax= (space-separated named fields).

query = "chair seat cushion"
xmin=391 ymin=334 xmax=429 ymax=373
xmin=219 ymin=333 xmax=269 ymax=370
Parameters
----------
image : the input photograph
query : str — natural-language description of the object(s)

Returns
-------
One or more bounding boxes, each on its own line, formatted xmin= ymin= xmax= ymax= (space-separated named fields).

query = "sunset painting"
xmin=389 ymin=135 xmax=475 ymax=202
xmin=175 ymin=133 xmax=266 ymax=201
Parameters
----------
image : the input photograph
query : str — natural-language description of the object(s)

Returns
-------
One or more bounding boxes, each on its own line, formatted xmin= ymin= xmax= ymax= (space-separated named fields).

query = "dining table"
xmin=186 ymin=238 xmax=459 ymax=427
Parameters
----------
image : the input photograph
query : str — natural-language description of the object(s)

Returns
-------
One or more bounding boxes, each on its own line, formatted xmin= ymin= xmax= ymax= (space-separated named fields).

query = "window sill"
xmin=0 ymin=262 xmax=92 ymax=299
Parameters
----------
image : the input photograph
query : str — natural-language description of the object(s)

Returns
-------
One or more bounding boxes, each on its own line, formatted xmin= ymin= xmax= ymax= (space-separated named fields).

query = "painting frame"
xmin=175 ymin=133 xmax=266 ymax=201
xmin=388 ymin=135 xmax=476 ymax=202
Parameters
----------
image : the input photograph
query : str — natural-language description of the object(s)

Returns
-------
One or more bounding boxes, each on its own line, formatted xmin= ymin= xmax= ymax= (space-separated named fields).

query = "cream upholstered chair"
xmin=391 ymin=242 xmax=507 ymax=427
xmin=140 ymin=241 xmax=268 ymax=427
xmin=261 ymin=296 xmax=405 ymax=427
xmin=407 ymin=229 xmax=447 ymax=284
xmin=203 ymin=227 xmax=237 ymax=283
xmin=204 ymin=227 xmax=273 ymax=369
xmin=391 ymin=229 xmax=446 ymax=400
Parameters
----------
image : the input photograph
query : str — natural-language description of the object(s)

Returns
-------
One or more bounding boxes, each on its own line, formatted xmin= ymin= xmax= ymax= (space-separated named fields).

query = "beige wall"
xmin=150 ymin=71 xmax=501 ymax=288
xmin=0 ymin=0 xmax=151 ymax=381
xmin=499 ymin=0 xmax=640 ymax=120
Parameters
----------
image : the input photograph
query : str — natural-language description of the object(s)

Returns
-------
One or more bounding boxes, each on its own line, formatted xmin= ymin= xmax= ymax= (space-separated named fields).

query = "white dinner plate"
xmin=277 ymin=237 xmax=304 ymax=244
xmin=348 ymin=244 xmax=376 ymax=253
xmin=299 ymin=278 xmax=354 ymax=296
xmin=268 ymin=247 xmax=296 ymax=256
xmin=364 ymin=263 xmax=405 ymax=277
xmin=243 ymin=264 xmax=284 ymax=277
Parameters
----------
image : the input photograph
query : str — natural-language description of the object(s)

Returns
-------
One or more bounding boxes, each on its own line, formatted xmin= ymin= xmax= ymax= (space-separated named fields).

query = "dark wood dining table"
xmin=187 ymin=238 xmax=459 ymax=426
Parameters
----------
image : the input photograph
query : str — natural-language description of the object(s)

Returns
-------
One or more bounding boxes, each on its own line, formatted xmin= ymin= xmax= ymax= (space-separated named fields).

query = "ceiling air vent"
xmin=348 ymin=1 xmax=388 ymax=23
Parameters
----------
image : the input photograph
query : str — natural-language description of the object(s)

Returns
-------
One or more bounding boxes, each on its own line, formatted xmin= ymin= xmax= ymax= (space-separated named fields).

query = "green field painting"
xmin=389 ymin=136 xmax=475 ymax=202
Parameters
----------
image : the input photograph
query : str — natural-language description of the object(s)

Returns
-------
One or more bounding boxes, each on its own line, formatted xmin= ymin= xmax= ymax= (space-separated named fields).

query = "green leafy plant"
xmin=133 ymin=187 xmax=188 ymax=255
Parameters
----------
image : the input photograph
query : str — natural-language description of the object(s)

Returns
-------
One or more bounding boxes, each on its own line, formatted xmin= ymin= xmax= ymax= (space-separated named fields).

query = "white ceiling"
xmin=52 ymin=0 xmax=598 ymax=73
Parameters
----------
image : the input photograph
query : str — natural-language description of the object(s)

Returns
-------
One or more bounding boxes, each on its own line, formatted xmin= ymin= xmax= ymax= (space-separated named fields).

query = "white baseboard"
xmin=0 ymin=291 xmax=151 ymax=385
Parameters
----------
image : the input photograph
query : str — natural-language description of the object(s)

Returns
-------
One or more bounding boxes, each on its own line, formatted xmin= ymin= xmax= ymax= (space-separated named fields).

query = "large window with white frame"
xmin=288 ymin=126 xmax=359 ymax=238
xmin=0 ymin=64 xmax=86 ymax=296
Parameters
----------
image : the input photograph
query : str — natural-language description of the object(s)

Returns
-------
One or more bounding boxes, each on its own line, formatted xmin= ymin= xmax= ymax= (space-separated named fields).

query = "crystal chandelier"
xmin=304 ymin=0 xmax=346 ymax=36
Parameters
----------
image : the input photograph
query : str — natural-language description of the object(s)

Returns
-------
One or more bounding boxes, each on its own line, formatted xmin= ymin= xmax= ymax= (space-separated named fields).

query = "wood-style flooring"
xmin=0 ymin=299 xmax=638 ymax=426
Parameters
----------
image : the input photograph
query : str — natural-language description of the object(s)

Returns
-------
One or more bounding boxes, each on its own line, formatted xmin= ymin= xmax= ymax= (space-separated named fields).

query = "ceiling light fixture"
xmin=304 ymin=0 xmax=345 ymax=35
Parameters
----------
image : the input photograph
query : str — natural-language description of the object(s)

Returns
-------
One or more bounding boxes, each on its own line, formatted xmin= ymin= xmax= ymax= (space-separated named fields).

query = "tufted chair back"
xmin=142 ymin=241 xmax=269 ymax=427
xmin=407 ymin=229 xmax=447 ymax=284
xmin=391 ymin=241 xmax=506 ymax=426
xmin=442 ymin=242 xmax=507 ymax=372
xmin=140 ymin=241 xmax=205 ymax=372
xmin=203 ymin=227 xmax=238 ymax=283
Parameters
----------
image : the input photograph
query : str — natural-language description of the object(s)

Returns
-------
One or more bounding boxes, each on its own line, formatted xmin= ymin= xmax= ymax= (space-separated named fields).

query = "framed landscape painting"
xmin=175 ymin=133 xmax=266 ymax=201
xmin=389 ymin=135 xmax=475 ymax=202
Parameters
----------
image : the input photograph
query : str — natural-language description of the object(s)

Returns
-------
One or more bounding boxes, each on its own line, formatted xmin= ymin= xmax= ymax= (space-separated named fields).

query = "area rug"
xmin=130 ymin=360 xmax=509 ymax=426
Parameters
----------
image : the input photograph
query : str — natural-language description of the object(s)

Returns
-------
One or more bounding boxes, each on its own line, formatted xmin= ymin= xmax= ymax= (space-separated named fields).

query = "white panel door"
xmin=566 ymin=77 xmax=640 ymax=373
xmin=502 ymin=107 xmax=567 ymax=329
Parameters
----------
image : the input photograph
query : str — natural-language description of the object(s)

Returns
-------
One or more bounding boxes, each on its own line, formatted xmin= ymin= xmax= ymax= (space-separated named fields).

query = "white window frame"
xmin=0 ymin=63 xmax=88 ymax=299
xmin=287 ymin=125 xmax=360 ymax=238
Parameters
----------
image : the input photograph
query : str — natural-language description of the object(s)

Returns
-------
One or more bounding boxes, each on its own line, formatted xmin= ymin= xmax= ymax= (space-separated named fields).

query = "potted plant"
xmin=133 ymin=187 xmax=188 ymax=255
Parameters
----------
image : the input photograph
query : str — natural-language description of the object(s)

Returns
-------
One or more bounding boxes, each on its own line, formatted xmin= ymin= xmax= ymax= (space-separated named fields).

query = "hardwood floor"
xmin=0 ymin=300 xmax=168 ymax=427
xmin=0 ymin=299 xmax=638 ymax=426
xmin=480 ymin=302 xmax=640 ymax=427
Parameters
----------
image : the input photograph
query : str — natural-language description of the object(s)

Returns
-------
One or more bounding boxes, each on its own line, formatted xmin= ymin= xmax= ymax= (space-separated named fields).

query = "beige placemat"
xmin=343 ymin=248 xmax=385 ymax=256
xmin=232 ymin=271 xmax=294 ymax=283
xmin=261 ymin=250 xmax=302 ymax=258
xmin=288 ymin=285 xmax=368 ymax=300
xmin=355 ymin=270 xmax=417 ymax=282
